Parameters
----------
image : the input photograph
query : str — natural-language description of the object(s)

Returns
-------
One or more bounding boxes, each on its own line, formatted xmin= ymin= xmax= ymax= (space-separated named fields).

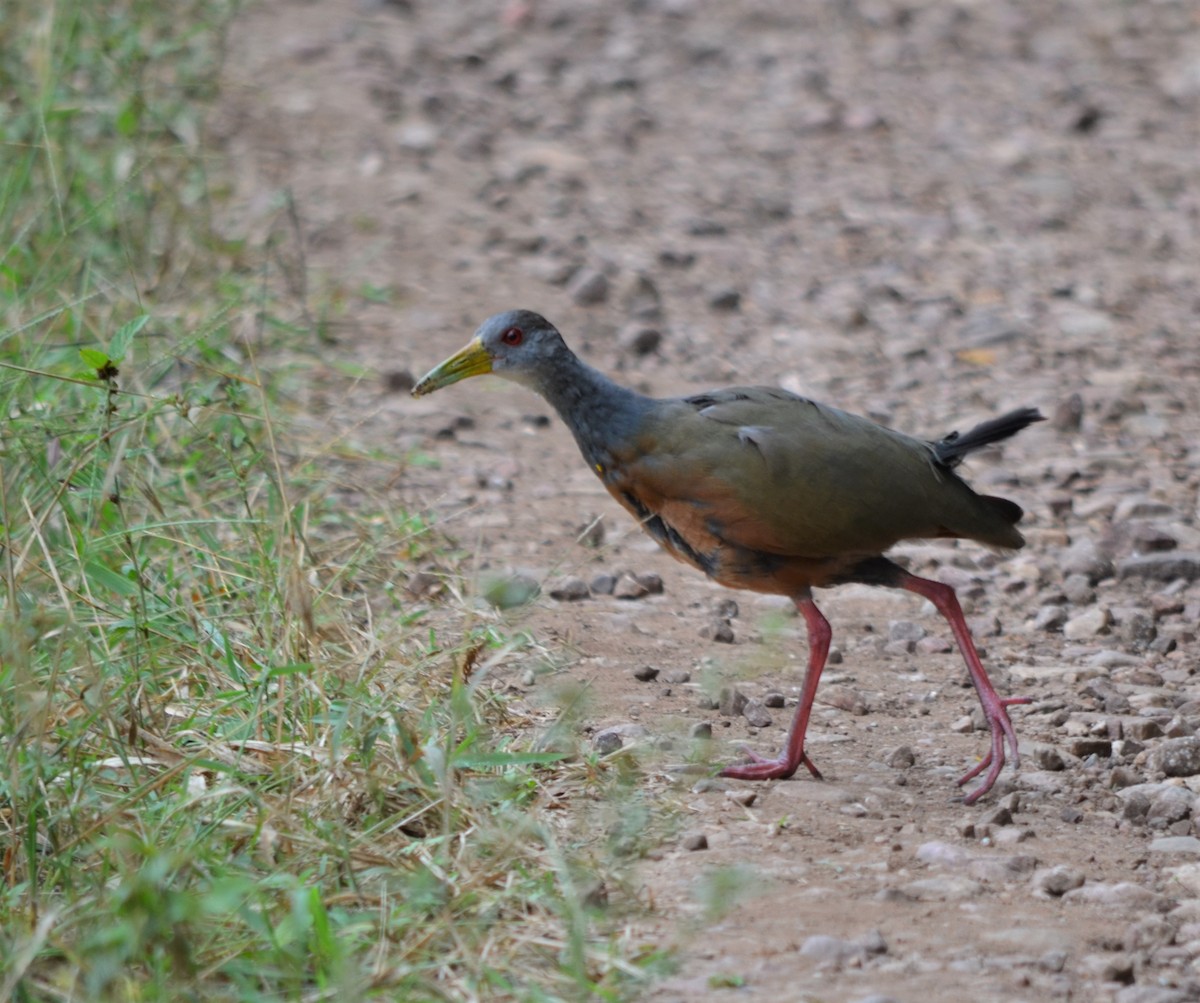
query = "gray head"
xmin=411 ymin=309 xmax=571 ymax=398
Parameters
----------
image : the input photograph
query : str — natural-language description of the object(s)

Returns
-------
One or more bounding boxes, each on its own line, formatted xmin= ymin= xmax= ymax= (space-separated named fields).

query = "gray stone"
xmin=701 ymin=619 xmax=735 ymax=643
xmin=742 ymin=700 xmax=772 ymax=728
xmin=568 ymin=267 xmax=610 ymax=306
xmin=1118 ymin=553 xmax=1200 ymax=583
xmin=888 ymin=620 xmax=926 ymax=643
xmin=1149 ymin=836 xmax=1200 ymax=855
xmin=1063 ymin=881 xmax=1167 ymax=912
xmin=799 ymin=934 xmax=865 ymax=966
xmin=1146 ymin=737 xmax=1200 ymax=777
xmin=682 ymin=831 xmax=708 ymax=851
xmin=632 ymin=665 xmax=659 ymax=682
xmin=1031 ymin=865 xmax=1085 ymax=897
xmin=548 ymin=576 xmax=590 ymax=601
xmin=613 ymin=573 xmax=649 ymax=599
xmin=1114 ymin=988 xmax=1192 ymax=1003
xmin=718 ymin=687 xmax=748 ymax=717
xmin=1147 ymin=786 xmax=1194 ymax=824
xmin=1061 ymin=538 xmax=1114 ymax=584
xmin=1063 ymin=606 xmax=1110 ymax=640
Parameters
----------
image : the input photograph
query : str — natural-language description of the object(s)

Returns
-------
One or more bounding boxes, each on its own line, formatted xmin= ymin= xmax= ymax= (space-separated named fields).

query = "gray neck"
xmin=531 ymin=353 xmax=654 ymax=467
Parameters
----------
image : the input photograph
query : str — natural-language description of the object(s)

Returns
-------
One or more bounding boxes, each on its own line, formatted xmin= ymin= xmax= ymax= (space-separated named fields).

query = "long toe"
xmin=721 ymin=751 xmax=822 ymax=781
xmin=958 ymin=694 xmax=1032 ymax=802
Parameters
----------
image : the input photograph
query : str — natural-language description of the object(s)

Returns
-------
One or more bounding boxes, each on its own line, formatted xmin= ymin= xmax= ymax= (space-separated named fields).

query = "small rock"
xmin=886 ymin=745 xmax=916 ymax=769
xmin=663 ymin=669 xmax=691 ymax=684
xmin=1032 ymin=865 xmax=1086 ymax=898
xmin=1063 ymin=607 xmax=1110 ymax=640
xmin=568 ymin=267 xmax=610 ymax=306
xmin=619 ymin=325 xmax=661 ymax=356
xmin=708 ymin=287 xmax=741 ymax=311
xmin=1147 ymin=786 xmax=1194 ymax=825
xmin=798 ymin=934 xmax=864 ymax=966
xmin=763 ymin=691 xmax=786 ymax=708
xmin=590 ymin=573 xmax=616 ymax=595
xmin=632 ymin=665 xmax=659 ymax=682
xmin=636 ymin=573 xmax=664 ymax=594
xmin=743 ymin=700 xmax=772 ymax=728
xmin=1078 ymin=953 xmax=1134 ymax=985
xmin=548 ymin=576 xmax=590 ymax=601
xmin=1060 ymin=538 xmax=1114 ymax=584
xmin=1031 ymin=604 xmax=1068 ymax=632
xmin=888 ymin=620 xmax=926 ymax=643
xmin=701 ymin=619 xmax=735 ymax=643
xmin=1149 ymin=836 xmax=1200 ymax=855
xmin=383 ymin=369 xmax=415 ymax=393
xmin=1052 ymin=393 xmax=1083 ymax=433
xmin=613 ymin=573 xmax=649 ymax=600
xmin=714 ymin=598 xmax=739 ymax=619
xmin=1063 ymin=882 xmax=1167 ymax=912
xmin=1118 ymin=553 xmax=1200 ymax=583
xmin=980 ymin=806 xmax=1013 ymax=827
xmin=1062 ymin=573 xmax=1095 ymax=605
xmin=682 ymin=831 xmax=709 ymax=851
xmin=1145 ymin=737 xmax=1200 ymax=777
xmin=592 ymin=724 xmax=648 ymax=758
xmin=897 ymin=876 xmax=985 ymax=901
xmin=725 ymin=789 xmax=757 ymax=807
xmin=719 ymin=688 xmax=748 ymax=717
xmin=1033 ymin=746 xmax=1067 ymax=771
xmin=689 ymin=722 xmax=712 ymax=739
xmin=1114 ymin=987 xmax=1193 ymax=1003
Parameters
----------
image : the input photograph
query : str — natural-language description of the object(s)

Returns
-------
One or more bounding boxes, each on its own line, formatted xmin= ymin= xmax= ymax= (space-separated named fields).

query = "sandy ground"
xmin=214 ymin=1 xmax=1200 ymax=999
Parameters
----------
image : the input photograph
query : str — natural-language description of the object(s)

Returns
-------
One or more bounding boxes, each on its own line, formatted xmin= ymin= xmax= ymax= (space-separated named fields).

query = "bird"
xmin=412 ymin=309 xmax=1043 ymax=804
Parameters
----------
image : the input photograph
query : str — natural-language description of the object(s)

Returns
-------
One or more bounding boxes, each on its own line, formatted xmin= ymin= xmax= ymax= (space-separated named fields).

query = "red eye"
xmin=501 ymin=326 xmax=524 ymax=346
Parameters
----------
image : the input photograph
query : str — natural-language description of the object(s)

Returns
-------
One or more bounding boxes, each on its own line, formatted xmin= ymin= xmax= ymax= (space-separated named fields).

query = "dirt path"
xmin=215 ymin=2 xmax=1200 ymax=999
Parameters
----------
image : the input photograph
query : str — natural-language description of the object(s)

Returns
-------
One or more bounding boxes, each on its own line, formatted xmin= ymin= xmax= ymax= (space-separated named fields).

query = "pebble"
xmin=798 ymin=934 xmax=865 ymax=967
xmin=1031 ymin=865 xmax=1086 ymax=897
xmin=886 ymin=745 xmax=916 ymax=769
xmin=719 ymin=687 xmax=748 ymax=717
xmin=1063 ymin=606 xmax=1110 ymax=640
xmin=1114 ymin=989 xmax=1194 ymax=1003
xmin=682 ymin=831 xmax=708 ymax=851
xmin=1031 ymin=604 xmax=1067 ymax=632
xmin=590 ymin=573 xmax=616 ymax=595
xmin=763 ymin=691 xmax=785 ymax=708
xmin=619 ymin=325 xmax=661 ymax=356
xmin=548 ymin=576 xmax=590 ymax=601
xmin=662 ymin=669 xmax=691 ymax=684
xmin=888 ymin=620 xmax=926 ymax=643
xmin=592 ymin=719 xmax=648 ymax=753
xmin=725 ymin=789 xmax=756 ymax=807
xmin=567 ymin=267 xmax=610 ymax=306
xmin=1062 ymin=882 xmax=1167 ymax=912
xmin=1147 ymin=786 xmax=1194 ymax=825
xmin=689 ymin=721 xmax=712 ymax=739
xmin=613 ymin=573 xmax=649 ymax=599
xmin=1118 ymin=553 xmax=1200 ymax=583
xmin=700 ymin=619 xmax=735 ymax=643
xmin=742 ymin=700 xmax=772 ymax=728
xmin=894 ymin=876 xmax=985 ymax=902
xmin=707 ymin=287 xmax=741 ymax=311
xmin=1145 ymin=737 xmax=1200 ymax=777
xmin=1149 ymin=836 xmax=1200 ymax=855
xmin=632 ymin=665 xmax=659 ymax=682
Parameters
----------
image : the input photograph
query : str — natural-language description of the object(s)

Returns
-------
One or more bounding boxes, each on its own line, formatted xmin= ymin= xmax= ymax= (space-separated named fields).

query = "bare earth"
xmin=215 ymin=1 xmax=1200 ymax=1000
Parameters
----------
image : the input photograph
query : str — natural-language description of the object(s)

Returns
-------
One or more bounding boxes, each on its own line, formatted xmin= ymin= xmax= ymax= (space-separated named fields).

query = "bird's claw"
xmin=720 ymin=746 xmax=823 ymax=782
xmin=958 ymin=694 xmax=1031 ymax=805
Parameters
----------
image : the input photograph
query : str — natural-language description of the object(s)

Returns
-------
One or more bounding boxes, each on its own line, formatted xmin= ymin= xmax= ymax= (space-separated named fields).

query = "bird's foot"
xmin=720 ymin=746 xmax=823 ymax=782
xmin=958 ymin=695 xmax=1033 ymax=805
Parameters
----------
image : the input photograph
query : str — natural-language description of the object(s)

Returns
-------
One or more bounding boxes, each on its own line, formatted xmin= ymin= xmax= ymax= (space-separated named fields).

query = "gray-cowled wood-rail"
xmin=413 ymin=309 xmax=1043 ymax=804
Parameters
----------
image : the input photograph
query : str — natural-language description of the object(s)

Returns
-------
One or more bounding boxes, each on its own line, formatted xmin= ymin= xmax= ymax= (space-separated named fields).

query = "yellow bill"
xmin=411 ymin=337 xmax=493 ymax=398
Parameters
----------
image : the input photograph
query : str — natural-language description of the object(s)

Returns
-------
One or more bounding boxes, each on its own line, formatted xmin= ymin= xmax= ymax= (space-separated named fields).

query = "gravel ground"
xmin=217 ymin=1 xmax=1200 ymax=999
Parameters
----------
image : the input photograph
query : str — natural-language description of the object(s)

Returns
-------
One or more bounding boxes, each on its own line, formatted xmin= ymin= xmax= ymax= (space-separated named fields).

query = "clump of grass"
xmin=0 ymin=3 xmax=670 ymax=999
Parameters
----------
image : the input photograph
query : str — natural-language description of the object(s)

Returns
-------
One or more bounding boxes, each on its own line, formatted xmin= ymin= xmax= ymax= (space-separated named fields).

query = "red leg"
xmin=898 ymin=571 xmax=1031 ymax=804
xmin=720 ymin=594 xmax=830 ymax=782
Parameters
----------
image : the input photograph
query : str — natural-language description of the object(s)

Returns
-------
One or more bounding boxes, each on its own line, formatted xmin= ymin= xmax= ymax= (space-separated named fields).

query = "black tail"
xmin=934 ymin=407 xmax=1044 ymax=468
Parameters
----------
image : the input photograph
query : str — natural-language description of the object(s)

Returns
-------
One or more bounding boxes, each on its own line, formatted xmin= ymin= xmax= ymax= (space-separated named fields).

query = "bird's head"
xmin=411 ymin=310 xmax=568 ymax=397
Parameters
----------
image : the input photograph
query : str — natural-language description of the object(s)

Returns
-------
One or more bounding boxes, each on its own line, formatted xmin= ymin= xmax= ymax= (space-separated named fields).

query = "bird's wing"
xmin=611 ymin=389 xmax=988 ymax=559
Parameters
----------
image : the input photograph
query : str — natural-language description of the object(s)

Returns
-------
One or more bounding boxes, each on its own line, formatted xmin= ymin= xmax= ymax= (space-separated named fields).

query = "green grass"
xmin=0 ymin=3 xmax=669 ymax=999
